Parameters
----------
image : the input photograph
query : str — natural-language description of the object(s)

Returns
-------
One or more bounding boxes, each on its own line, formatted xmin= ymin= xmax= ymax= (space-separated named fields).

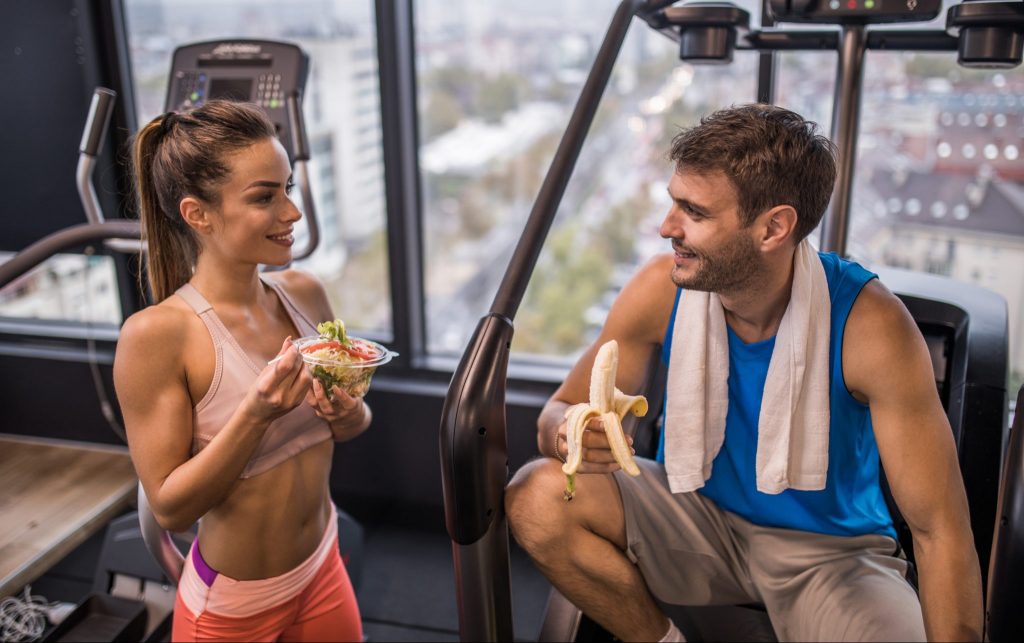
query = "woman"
xmin=114 ymin=100 xmax=367 ymax=642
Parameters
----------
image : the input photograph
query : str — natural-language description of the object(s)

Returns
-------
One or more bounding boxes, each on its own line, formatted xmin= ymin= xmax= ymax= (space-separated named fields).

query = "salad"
xmin=296 ymin=319 xmax=393 ymax=398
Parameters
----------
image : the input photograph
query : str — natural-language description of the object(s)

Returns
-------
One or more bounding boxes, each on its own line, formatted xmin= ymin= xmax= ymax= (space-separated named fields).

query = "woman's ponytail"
xmin=130 ymin=119 xmax=199 ymax=302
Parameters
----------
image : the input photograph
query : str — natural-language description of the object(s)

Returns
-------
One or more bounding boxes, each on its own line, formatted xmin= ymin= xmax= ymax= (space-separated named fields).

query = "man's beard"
xmin=671 ymin=232 xmax=763 ymax=293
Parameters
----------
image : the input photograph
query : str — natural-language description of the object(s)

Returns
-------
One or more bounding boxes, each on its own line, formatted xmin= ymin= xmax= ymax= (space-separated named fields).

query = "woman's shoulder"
xmin=114 ymin=296 xmax=198 ymax=388
xmin=118 ymin=296 xmax=194 ymax=355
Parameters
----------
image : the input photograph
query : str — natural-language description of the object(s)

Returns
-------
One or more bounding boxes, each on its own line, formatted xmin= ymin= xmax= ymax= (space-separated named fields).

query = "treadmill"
xmin=439 ymin=1 xmax=1021 ymax=640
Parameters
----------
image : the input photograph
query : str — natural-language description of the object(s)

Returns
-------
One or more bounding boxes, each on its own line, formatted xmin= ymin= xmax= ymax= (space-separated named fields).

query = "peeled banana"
xmin=561 ymin=340 xmax=647 ymax=500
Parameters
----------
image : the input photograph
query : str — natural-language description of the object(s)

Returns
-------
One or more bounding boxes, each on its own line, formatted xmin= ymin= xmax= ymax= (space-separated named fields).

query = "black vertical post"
xmin=821 ymin=25 xmax=866 ymax=256
xmin=376 ymin=0 xmax=427 ymax=365
xmin=440 ymin=2 xmax=679 ymax=641
xmin=756 ymin=0 xmax=776 ymax=104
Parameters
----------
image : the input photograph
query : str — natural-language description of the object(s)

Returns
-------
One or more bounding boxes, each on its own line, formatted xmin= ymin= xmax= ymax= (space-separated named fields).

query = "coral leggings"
xmin=172 ymin=509 xmax=362 ymax=642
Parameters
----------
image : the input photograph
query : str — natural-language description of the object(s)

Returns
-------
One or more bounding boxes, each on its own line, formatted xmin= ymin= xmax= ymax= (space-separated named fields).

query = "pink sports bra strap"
xmin=261 ymin=276 xmax=318 ymax=335
xmin=174 ymin=283 xmax=234 ymax=348
xmin=175 ymin=282 xmax=213 ymax=314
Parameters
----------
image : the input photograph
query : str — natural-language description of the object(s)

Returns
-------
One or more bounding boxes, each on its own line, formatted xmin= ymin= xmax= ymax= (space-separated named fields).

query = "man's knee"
xmin=506 ymin=458 xmax=567 ymax=554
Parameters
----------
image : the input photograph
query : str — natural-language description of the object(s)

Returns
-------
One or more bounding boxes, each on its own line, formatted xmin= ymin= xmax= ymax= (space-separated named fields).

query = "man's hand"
xmin=554 ymin=415 xmax=635 ymax=474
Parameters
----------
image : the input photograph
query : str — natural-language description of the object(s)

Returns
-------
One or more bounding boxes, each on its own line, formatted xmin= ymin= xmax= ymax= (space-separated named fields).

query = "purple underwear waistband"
xmin=191 ymin=541 xmax=219 ymax=587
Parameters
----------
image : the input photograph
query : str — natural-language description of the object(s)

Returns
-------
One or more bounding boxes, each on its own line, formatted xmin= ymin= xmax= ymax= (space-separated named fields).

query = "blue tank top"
xmin=656 ymin=252 xmax=896 ymax=539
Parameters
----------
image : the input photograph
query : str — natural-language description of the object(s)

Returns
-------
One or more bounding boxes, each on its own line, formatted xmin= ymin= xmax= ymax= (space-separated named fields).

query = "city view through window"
xmin=416 ymin=0 xmax=760 ymax=361
xmin=0 ymin=0 xmax=1019 ymax=395
xmin=125 ymin=0 xmax=390 ymax=336
xmin=776 ymin=46 xmax=1024 ymax=394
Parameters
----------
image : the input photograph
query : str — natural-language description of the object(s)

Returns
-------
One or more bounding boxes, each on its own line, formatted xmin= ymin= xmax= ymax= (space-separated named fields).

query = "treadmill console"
xmin=768 ymin=0 xmax=942 ymax=23
xmin=165 ymin=40 xmax=309 ymax=159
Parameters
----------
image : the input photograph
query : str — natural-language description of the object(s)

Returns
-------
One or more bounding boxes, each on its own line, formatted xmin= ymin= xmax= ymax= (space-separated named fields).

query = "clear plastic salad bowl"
xmin=292 ymin=335 xmax=397 ymax=398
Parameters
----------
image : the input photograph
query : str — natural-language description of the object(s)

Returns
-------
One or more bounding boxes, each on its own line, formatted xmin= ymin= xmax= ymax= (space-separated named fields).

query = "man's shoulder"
xmin=842 ymin=279 xmax=925 ymax=394
xmin=605 ymin=253 xmax=678 ymax=345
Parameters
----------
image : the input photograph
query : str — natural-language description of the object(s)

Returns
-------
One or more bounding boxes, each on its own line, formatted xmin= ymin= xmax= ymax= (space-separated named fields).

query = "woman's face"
xmin=203 ymin=137 xmax=302 ymax=267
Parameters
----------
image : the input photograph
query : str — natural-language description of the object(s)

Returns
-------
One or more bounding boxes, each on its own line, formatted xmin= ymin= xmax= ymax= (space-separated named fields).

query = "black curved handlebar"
xmin=0 ymin=221 xmax=141 ymax=292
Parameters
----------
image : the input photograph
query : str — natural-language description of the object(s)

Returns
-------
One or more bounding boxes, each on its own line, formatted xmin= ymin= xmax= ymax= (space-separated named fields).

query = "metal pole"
xmin=441 ymin=3 xmax=664 ymax=641
xmin=821 ymin=25 xmax=867 ymax=256
xmin=756 ymin=0 xmax=776 ymax=104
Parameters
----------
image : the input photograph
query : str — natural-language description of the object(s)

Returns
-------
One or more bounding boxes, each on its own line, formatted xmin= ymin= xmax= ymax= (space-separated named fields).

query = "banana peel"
xmin=562 ymin=340 xmax=647 ymax=500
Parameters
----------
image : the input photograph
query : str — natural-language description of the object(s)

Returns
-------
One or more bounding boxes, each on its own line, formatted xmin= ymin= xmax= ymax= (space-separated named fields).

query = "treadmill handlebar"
xmin=0 ymin=221 xmax=141 ymax=293
xmin=287 ymin=92 xmax=320 ymax=261
xmin=78 ymin=88 xmax=118 ymax=226
xmin=287 ymin=90 xmax=311 ymax=162
xmin=440 ymin=314 xmax=514 ymax=544
xmin=79 ymin=88 xmax=117 ymax=157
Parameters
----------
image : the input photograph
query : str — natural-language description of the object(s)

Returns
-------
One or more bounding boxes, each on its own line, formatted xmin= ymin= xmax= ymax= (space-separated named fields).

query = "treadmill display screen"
xmin=208 ymin=78 xmax=253 ymax=101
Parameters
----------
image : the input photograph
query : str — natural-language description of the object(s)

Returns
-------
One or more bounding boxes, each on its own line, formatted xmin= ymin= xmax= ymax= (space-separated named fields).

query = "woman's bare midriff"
xmin=195 ymin=438 xmax=335 ymax=580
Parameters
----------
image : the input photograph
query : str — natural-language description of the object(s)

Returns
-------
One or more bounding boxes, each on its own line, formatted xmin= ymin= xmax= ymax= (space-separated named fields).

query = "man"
xmin=505 ymin=104 xmax=981 ymax=642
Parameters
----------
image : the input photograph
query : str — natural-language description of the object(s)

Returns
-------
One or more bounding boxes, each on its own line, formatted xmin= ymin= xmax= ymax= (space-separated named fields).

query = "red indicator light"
xmin=847 ymin=0 xmax=857 ymax=8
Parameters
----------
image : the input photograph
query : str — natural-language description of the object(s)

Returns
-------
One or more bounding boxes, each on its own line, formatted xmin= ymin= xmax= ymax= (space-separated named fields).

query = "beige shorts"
xmin=614 ymin=458 xmax=926 ymax=642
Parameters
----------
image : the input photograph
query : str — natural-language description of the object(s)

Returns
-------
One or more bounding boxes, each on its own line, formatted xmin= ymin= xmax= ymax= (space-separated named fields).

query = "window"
xmin=849 ymin=52 xmax=1024 ymax=396
xmin=0 ymin=253 xmax=122 ymax=324
xmin=772 ymin=2 xmax=1024 ymax=397
xmin=415 ymin=0 xmax=761 ymax=362
xmin=123 ymin=0 xmax=391 ymax=338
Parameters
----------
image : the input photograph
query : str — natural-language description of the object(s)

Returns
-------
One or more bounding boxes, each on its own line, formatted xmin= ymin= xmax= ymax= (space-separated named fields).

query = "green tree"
xmin=476 ymin=73 xmax=526 ymax=123
xmin=457 ymin=186 xmax=495 ymax=240
xmin=515 ymin=222 xmax=612 ymax=354
xmin=422 ymin=91 xmax=463 ymax=141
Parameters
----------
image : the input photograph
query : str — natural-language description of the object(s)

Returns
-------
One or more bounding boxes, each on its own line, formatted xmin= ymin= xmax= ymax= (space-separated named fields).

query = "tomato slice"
xmin=300 ymin=340 xmax=343 ymax=353
xmin=341 ymin=340 xmax=379 ymax=361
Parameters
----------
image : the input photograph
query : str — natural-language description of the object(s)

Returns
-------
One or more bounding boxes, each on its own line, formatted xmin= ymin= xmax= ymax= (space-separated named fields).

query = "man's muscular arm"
xmin=537 ymin=254 xmax=677 ymax=470
xmin=844 ymin=280 xmax=983 ymax=642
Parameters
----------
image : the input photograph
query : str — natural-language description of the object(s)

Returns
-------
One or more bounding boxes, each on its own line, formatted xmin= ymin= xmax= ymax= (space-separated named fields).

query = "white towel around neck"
xmin=664 ymin=239 xmax=831 ymax=495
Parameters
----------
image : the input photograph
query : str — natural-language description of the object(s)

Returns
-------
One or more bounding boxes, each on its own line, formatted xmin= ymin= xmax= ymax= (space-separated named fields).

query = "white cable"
xmin=0 ymin=586 xmax=61 ymax=643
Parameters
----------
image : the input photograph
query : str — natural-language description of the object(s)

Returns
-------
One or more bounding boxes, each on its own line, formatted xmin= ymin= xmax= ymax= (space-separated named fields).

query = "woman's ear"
xmin=179 ymin=197 xmax=211 ymax=234
xmin=760 ymin=205 xmax=798 ymax=250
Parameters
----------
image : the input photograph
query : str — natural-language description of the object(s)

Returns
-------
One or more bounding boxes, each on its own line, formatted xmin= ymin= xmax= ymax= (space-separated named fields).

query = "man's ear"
xmin=179 ymin=197 xmax=211 ymax=235
xmin=759 ymin=205 xmax=798 ymax=250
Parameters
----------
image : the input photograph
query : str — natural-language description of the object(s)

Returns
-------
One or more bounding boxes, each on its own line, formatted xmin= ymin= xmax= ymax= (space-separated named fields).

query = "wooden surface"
xmin=0 ymin=434 xmax=137 ymax=598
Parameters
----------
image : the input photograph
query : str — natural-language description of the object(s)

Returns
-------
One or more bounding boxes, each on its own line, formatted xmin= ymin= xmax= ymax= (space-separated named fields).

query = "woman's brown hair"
xmin=130 ymin=100 xmax=277 ymax=301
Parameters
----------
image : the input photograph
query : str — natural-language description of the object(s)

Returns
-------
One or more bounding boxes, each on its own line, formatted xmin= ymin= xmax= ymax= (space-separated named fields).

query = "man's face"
xmin=659 ymin=169 xmax=764 ymax=294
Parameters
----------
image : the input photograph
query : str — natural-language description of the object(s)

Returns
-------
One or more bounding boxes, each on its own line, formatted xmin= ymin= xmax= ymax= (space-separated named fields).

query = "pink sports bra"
xmin=174 ymin=277 xmax=332 ymax=478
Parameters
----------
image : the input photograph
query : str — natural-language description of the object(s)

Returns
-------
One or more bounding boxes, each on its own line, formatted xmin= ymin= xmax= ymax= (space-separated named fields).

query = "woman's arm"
xmin=114 ymin=307 xmax=312 ymax=531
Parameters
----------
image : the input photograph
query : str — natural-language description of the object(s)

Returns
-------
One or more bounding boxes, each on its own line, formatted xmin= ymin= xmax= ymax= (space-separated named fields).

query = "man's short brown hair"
xmin=668 ymin=104 xmax=837 ymax=242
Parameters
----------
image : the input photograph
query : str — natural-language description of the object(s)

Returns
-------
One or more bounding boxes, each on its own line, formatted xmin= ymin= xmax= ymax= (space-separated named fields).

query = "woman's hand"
xmin=306 ymin=379 xmax=372 ymax=442
xmin=242 ymin=337 xmax=313 ymax=425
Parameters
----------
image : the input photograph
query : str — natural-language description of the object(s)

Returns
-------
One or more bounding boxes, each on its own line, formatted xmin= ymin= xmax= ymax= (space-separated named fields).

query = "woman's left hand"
xmin=306 ymin=379 xmax=372 ymax=442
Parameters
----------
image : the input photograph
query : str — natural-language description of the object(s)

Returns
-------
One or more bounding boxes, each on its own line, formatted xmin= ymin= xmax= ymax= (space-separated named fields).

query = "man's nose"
xmin=660 ymin=208 xmax=683 ymax=240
